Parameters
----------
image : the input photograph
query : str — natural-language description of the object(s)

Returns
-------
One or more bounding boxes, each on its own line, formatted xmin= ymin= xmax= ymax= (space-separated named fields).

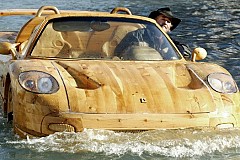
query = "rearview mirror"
xmin=191 ymin=47 xmax=207 ymax=62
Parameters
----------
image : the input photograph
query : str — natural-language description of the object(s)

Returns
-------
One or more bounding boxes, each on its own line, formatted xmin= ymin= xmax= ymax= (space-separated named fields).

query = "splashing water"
xmin=6 ymin=128 xmax=240 ymax=158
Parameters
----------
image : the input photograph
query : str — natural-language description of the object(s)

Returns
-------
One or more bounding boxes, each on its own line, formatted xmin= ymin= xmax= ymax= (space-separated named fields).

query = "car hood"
xmin=55 ymin=60 xmax=221 ymax=114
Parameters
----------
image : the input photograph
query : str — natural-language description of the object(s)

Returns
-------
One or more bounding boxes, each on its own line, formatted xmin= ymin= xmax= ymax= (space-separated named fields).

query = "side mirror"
xmin=0 ymin=42 xmax=18 ymax=58
xmin=0 ymin=42 xmax=13 ymax=55
xmin=191 ymin=47 xmax=207 ymax=62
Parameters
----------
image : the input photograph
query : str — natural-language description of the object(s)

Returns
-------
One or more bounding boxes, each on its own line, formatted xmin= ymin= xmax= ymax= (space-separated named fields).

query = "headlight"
xmin=207 ymin=73 xmax=238 ymax=93
xmin=18 ymin=71 xmax=59 ymax=94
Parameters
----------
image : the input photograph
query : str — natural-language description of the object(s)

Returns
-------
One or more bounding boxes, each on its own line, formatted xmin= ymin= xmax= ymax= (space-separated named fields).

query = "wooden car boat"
xmin=0 ymin=6 xmax=239 ymax=138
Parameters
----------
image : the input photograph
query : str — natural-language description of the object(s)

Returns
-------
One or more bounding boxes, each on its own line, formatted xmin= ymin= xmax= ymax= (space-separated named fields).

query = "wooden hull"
xmin=0 ymin=6 xmax=239 ymax=139
xmin=7 ymin=59 xmax=240 ymax=138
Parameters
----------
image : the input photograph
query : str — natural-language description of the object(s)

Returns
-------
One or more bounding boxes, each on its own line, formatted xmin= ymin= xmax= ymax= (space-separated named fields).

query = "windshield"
xmin=31 ymin=17 xmax=181 ymax=60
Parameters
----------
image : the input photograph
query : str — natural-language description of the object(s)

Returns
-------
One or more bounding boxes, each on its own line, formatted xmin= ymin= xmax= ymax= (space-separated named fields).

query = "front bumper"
xmin=42 ymin=112 xmax=239 ymax=134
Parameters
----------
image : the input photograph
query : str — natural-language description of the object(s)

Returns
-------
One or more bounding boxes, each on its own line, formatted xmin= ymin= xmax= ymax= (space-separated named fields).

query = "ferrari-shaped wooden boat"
xmin=0 ymin=6 xmax=239 ymax=138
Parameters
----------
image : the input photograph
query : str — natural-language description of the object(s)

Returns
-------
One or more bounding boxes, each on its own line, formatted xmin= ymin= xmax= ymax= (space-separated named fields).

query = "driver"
xmin=148 ymin=7 xmax=191 ymax=59
xmin=114 ymin=24 xmax=169 ymax=59
xmin=114 ymin=7 xmax=191 ymax=60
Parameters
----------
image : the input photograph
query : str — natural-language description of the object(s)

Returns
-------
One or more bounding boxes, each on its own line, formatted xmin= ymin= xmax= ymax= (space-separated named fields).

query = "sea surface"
xmin=0 ymin=0 xmax=239 ymax=159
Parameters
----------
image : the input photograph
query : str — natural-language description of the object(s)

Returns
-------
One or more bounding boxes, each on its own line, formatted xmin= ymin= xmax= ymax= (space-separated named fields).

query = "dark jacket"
xmin=115 ymin=27 xmax=191 ymax=60
xmin=172 ymin=39 xmax=192 ymax=60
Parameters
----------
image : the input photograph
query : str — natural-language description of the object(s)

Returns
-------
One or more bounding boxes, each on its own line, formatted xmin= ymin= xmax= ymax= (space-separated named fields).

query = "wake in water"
xmin=6 ymin=128 xmax=240 ymax=158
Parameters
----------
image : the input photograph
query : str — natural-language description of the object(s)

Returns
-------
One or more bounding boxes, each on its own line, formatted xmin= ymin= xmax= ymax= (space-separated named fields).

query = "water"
xmin=0 ymin=0 xmax=239 ymax=159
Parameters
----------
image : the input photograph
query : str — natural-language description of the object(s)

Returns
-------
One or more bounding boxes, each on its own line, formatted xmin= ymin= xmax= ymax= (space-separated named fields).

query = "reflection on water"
xmin=176 ymin=0 xmax=239 ymax=87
